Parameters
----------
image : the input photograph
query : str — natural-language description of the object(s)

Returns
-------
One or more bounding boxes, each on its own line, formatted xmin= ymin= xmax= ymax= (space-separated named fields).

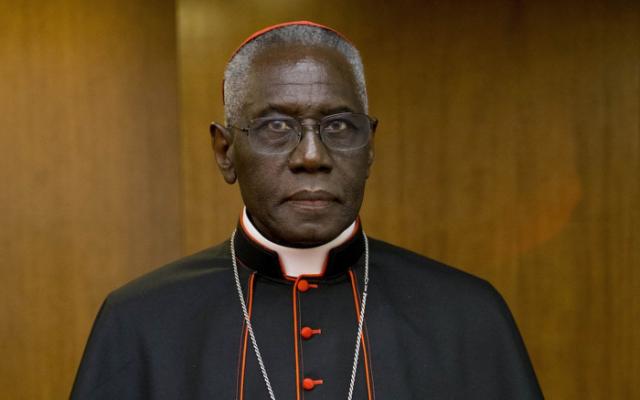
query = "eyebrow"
xmin=253 ymin=104 xmax=356 ymax=118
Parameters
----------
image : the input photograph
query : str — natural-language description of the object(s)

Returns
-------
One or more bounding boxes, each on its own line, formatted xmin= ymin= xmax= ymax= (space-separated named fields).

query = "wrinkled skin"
xmin=211 ymin=45 xmax=374 ymax=247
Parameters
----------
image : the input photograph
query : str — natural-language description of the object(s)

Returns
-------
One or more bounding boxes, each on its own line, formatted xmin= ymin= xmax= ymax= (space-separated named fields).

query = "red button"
xmin=300 ymin=326 xmax=321 ymax=340
xmin=302 ymin=378 xmax=324 ymax=391
xmin=297 ymin=279 xmax=318 ymax=292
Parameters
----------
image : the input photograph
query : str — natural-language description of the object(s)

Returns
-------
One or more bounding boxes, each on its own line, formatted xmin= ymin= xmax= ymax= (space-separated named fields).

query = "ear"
xmin=210 ymin=122 xmax=237 ymax=184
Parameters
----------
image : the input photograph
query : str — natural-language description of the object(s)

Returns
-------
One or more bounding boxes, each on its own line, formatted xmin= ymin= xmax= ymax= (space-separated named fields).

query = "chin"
xmin=250 ymin=204 xmax=353 ymax=247
xmin=279 ymin=224 xmax=339 ymax=248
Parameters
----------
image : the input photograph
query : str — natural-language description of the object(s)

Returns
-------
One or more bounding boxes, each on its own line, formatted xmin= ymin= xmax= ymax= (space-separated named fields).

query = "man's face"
xmin=222 ymin=45 xmax=373 ymax=247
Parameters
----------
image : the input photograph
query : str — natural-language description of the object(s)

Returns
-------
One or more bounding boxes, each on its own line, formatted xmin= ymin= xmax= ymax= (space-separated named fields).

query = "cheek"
xmin=336 ymin=154 xmax=370 ymax=200
xmin=235 ymin=154 xmax=288 ymax=203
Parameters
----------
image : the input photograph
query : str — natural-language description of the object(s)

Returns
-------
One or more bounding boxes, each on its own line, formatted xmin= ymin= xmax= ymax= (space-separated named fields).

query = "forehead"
xmin=241 ymin=44 xmax=363 ymax=118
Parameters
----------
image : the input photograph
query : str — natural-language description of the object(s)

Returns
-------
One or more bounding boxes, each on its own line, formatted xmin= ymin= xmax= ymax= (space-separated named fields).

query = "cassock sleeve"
xmin=70 ymin=295 xmax=142 ymax=399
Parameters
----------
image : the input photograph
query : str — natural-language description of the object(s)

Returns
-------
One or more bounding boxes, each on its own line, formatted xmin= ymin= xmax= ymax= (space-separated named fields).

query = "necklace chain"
xmin=231 ymin=229 xmax=370 ymax=400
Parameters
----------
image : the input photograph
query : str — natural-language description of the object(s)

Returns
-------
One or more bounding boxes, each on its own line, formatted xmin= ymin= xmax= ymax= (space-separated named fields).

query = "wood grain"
xmin=1 ymin=0 xmax=637 ymax=398
xmin=178 ymin=0 xmax=639 ymax=398
xmin=0 ymin=1 xmax=181 ymax=398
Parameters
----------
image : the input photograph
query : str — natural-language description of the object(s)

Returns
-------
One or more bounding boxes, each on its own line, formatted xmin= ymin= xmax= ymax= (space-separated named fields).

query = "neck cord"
xmin=231 ymin=229 xmax=370 ymax=400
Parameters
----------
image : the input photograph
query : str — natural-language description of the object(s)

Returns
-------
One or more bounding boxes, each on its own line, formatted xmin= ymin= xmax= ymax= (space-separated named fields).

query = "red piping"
xmin=292 ymin=277 xmax=302 ymax=400
xmin=348 ymin=269 xmax=374 ymax=399
xmin=238 ymin=273 xmax=256 ymax=400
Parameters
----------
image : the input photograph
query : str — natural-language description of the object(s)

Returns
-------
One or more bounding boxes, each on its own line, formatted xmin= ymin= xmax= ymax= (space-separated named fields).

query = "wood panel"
xmin=178 ymin=0 xmax=639 ymax=398
xmin=0 ymin=1 xmax=181 ymax=398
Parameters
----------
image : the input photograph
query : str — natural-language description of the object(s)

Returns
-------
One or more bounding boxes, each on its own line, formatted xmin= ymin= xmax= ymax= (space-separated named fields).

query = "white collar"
xmin=241 ymin=208 xmax=357 ymax=277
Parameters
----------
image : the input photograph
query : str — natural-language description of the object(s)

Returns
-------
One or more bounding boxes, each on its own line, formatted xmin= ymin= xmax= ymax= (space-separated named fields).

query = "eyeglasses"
xmin=229 ymin=112 xmax=377 ymax=155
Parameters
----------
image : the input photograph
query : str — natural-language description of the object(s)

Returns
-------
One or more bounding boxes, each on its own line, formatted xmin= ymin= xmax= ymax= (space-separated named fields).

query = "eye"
xmin=267 ymin=119 xmax=293 ymax=132
xmin=324 ymin=119 xmax=349 ymax=132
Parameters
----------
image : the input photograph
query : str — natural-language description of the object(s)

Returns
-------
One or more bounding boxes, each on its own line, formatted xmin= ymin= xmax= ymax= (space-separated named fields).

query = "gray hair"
xmin=223 ymin=24 xmax=368 ymax=124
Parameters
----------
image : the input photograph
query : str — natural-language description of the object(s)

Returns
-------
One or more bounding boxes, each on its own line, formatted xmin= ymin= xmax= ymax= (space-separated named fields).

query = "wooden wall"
xmin=178 ymin=0 xmax=638 ymax=399
xmin=0 ymin=1 xmax=181 ymax=398
xmin=1 ymin=0 xmax=637 ymax=398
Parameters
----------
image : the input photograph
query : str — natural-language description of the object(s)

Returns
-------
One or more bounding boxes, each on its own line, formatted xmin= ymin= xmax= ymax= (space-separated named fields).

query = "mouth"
xmin=285 ymin=190 xmax=338 ymax=210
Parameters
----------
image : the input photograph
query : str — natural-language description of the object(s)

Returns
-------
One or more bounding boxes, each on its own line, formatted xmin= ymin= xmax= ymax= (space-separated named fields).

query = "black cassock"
xmin=71 ymin=223 xmax=543 ymax=399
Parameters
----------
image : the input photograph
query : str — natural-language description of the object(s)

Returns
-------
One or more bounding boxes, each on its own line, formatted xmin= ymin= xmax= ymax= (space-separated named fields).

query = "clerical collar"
xmin=234 ymin=209 xmax=365 ymax=280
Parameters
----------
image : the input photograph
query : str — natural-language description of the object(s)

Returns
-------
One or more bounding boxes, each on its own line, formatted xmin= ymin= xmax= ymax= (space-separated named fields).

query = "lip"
xmin=285 ymin=190 xmax=338 ymax=209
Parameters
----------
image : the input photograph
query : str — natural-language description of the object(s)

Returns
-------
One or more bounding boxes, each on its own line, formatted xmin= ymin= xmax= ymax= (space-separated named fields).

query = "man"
xmin=71 ymin=21 xmax=543 ymax=399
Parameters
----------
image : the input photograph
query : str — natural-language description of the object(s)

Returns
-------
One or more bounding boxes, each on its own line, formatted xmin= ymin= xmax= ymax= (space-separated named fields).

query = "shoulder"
xmin=365 ymin=241 xmax=542 ymax=398
xmin=368 ymin=237 xmax=490 ymax=289
xmin=368 ymin=237 xmax=509 ymax=316
xmin=103 ymin=240 xmax=233 ymax=315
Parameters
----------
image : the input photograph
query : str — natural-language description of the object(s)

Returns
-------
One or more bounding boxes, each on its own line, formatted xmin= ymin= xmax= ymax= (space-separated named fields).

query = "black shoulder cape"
xmin=71 ymin=226 xmax=543 ymax=399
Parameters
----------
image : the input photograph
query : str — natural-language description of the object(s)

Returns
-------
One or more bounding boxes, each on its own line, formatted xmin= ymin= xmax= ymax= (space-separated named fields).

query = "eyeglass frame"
xmin=226 ymin=112 xmax=378 ymax=155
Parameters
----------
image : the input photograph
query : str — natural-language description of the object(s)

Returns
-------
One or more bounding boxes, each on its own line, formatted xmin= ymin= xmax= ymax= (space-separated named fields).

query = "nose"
xmin=288 ymin=124 xmax=333 ymax=173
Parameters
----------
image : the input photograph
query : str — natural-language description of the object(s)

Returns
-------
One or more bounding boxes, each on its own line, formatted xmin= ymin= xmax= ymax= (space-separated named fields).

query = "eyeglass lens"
xmin=248 ymin=113 xmax=372 ymax=154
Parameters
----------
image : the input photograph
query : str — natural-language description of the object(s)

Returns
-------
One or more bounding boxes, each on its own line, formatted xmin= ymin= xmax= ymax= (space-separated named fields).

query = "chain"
xmin=347 ymin=232 xmax=369 ymax=400
xmin=230 ymin=229 xmax=370 ymax=400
